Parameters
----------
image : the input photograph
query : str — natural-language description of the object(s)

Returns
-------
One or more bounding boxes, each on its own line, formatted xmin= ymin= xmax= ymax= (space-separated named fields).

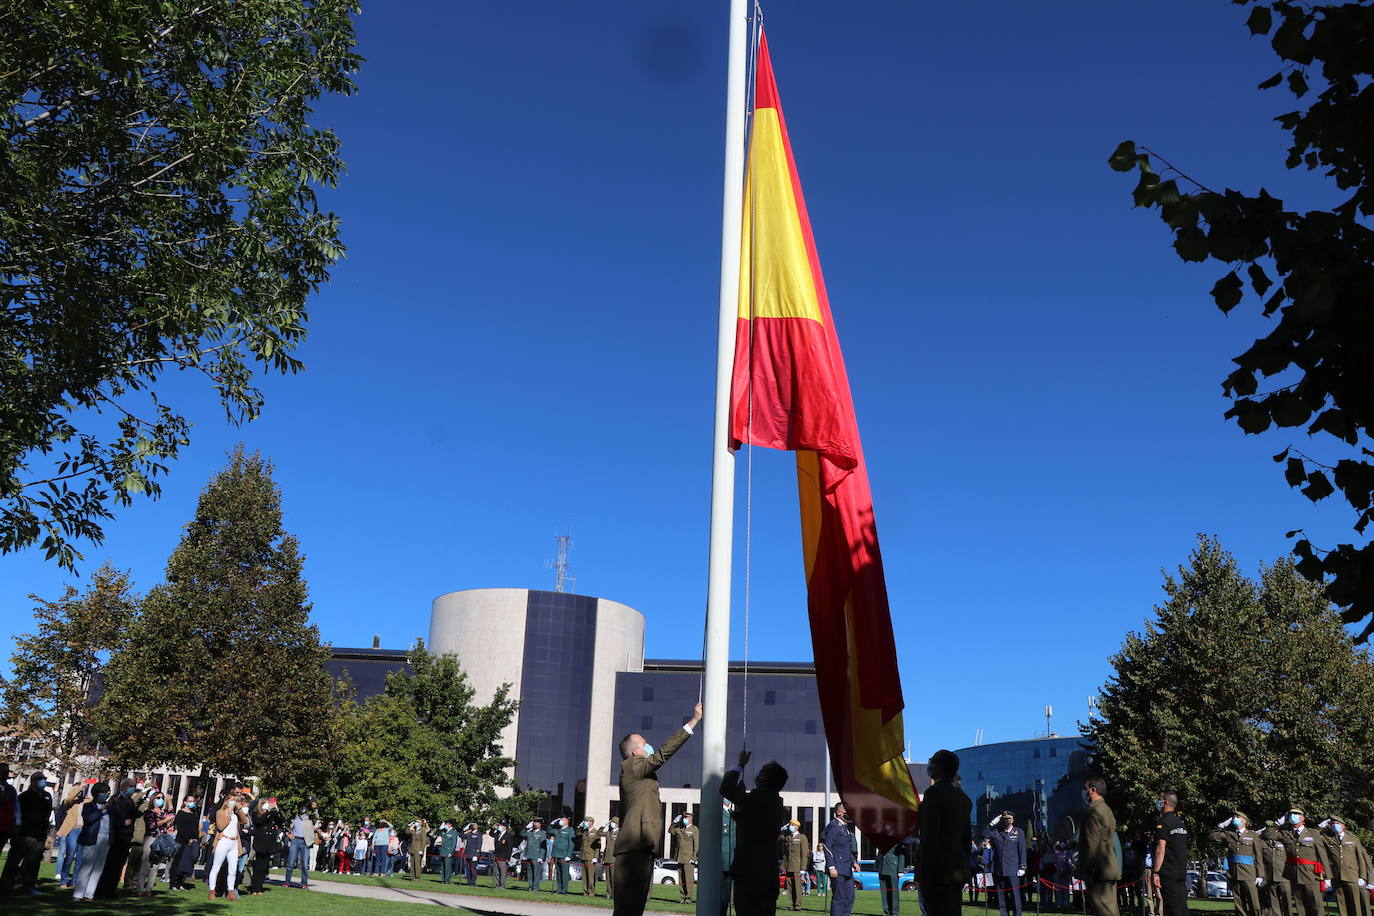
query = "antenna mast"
xmin=546 ymin=528 xmax=575 ymax=593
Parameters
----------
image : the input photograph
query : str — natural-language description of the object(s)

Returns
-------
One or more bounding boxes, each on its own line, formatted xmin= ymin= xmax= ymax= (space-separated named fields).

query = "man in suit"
xmin=917 ymin=749 xmax=972 ymax=916
xmin=824 ymin=802 xmax=858 ymax=916
xmin=671 ymin=813 xmax=701 ymax=903
xmin=491 ymin=821 xmax=515 ymax=888
xmin=983 ymin=810 xmax=1028 ymax=916
xmin=1080 ymin=777 xmax=1121 ymax=916
xmin=613 ymin=701 xmax=702 ymax=916
xmin=721 ymin=749 xmax=787 ymax=916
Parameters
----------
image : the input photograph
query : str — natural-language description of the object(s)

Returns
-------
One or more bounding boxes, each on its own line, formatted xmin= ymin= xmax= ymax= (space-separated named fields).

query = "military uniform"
xmin=670 ymin=820 xmax=701 ymax=902
xmin=877 ymin=842 xmax=908 ymax=916
xmin=550 ymin=819 xmax=576 ymax=894
xmin=1261 ymin=814 xmax=1330 ymax=916
xmin=578 ymin=821 xmax=602 ymax=895
xmin=599 ymin=819 xmax=618 ymax=898
xmin=1259 ymin=826 xmax=1292 ymax=916
xmin=1208 ymin=817 xmax=1264 ymax=916
xmin=783 ymin=826 xmax=812 ymax=911
xmin=615 ymin=724 xmax=694 ymax=916
xmin=720 ymin=807 xmax=737 ymax=916
xmin=1319 ymin=821 xmax=1372 ymax=916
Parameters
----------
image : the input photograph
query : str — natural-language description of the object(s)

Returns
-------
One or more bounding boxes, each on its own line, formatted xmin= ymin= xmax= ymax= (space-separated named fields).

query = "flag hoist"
xmin=699 ymin=8 xmax=920 ymax=916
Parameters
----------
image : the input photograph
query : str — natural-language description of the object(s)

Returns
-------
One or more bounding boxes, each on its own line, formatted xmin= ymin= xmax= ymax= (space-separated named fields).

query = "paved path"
xmin=268 ymin=871 xmax=617 ymax=914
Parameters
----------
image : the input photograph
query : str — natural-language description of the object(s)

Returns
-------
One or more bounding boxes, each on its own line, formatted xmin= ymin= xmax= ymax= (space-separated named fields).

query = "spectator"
xmin=1053 ymin=842 xmax=1073 ymax=910
xmin=72 ymin=782 xmax=113 ymax=901
xmin=916 ymin=750 xmax=972 ymax=916
xmin=372 ymin=818 xmax=393 ymax=876
xmin=95 ymin=777 xmax=142 ymax=898
xmin=284 ymin=802 xmax=317 ymax=888
xmin=813 ymin=846 xmax=829 ymax=896
xmin=54 ymin=782 xmax=90 ymax=888
xmin=0 ymin=765 xmax=16 ymax=865
xmin=720 ymin=749 xmax=787 ymax=916
xmin=169 ymin=794 xmax=200 ymax=890
xmin=208 ymin=795 xmax=247 ymax=901
xmin=305 ymin=799 xmax=323 ymax=873
xmin=133 ymin=790 xmax=174 ymax=897
xmin=0 ymin=772 xmax=53 ymax=895
xmin=249 ymin=797 xmax=283 ymax=895
xmin=353 ymin=822 xmax=372 ymax=876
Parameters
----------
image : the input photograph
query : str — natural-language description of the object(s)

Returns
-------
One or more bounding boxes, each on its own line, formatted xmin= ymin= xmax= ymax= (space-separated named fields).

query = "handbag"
xmin=151 ymin=832 xmax=179 ymax=862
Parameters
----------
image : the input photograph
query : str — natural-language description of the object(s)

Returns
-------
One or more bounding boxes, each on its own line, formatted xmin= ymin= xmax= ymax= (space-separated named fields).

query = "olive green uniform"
xmin=599 ymin=822 xmax=618 ymax=898
xmin=1321 ymin=830 xmax=1371 ymax=916
xmin=670 ymin=822 xmax=700 ymax=902
xmin=1209 ymin=826 xmax=1264 ymax=916
xmin=1261 ymin=825 xmax=1330 ymax=916
xmin=1260 ymin=829 xmax=1292 ymax=916
xmin=783 ymin=831 xmax=811 ymax=910
xmin=579 ymin=824 xmax=602 ymax=895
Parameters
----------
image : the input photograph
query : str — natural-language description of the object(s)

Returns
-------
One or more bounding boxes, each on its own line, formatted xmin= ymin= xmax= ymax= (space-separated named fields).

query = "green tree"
xmin=308 ymin=643 xmax=544 ymax=827
xmin=1085 ymin=535 xmax=1374 ymax=839
xmin=94 ymin=446 xmax=340 ymax=789
xmin=0 ymin=563 xmax=138 ymax=777
xmin=1108 ymin=1 xmax=1374 ymax=638
xmin=0 ymin=0 xmax=361 ymax=571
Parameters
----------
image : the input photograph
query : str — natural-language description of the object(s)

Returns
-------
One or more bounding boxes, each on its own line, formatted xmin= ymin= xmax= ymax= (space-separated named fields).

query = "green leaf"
xmin=1246 ymin=6 xmax=1273 ymax=35
xmin=1211 ymin=271 xmax=1244 ymax=311
xmin=1108 ymin=140 xmax=1141 ymax=172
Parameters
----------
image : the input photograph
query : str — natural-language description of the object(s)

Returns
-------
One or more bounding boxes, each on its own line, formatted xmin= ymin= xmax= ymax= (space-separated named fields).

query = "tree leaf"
xmin=1246 ymin=5 xmax=1273 ymax=36
xmin=1211 ymin=271 xmax=1245 ymax=311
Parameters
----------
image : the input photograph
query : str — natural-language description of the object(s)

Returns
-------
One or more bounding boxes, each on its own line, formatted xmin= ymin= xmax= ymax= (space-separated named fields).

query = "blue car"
xmin=852 ymin=860 xmax=880 ymax=890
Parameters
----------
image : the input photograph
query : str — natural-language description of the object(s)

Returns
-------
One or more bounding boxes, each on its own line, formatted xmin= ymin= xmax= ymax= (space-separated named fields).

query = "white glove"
xmin=1256 ymin=878 xmax=1264 ymax=887
xmin=989 ymin=817 xmax=1000 ymax=828
xmin=1018 ymin=868 xmax=1026 ymax=877
xmin=1218 ymin=818 xmax=1231 ymax=829
xmin=1319 ymin=820 xmax=1331 ymax=829
xmin=1359 ymin=880 xmax=1367 ymax=888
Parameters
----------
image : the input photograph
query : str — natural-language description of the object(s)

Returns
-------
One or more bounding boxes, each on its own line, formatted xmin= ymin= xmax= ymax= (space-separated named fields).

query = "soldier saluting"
xmin=1260 ymin=806 xmax=1330 ymax=916
xmin=1208 ymin=811 xmax=1264 ymax=916
xmin=1316 ymin=815 xmax=1371 ymax=916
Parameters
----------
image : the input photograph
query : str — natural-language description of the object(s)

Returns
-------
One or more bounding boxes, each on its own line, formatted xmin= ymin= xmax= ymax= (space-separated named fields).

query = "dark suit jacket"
xmin=916 ymin=778 xmax=972 ymax=886
xmin=1080 ymin=798 xmax=1121 ymax=882
xmin=721 ymin=768 xmax=786 ymax=885
xmin=615 ymin=726 xmax=691 ymax=858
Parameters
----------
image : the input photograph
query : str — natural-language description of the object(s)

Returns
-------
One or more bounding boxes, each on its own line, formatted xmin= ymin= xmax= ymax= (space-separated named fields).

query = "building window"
xmin=804 ymin=719 xmax=817 ymax=734
xmin=1049 ymin=747 xmax=1058 ymax=758
xmin=764 ymin=690 xmax=776 ymax=706
xmin=977 ymin=772 xmax=983 ymax=781
xmin=1033 ymin=749 xmax=1041 ymax=759
xmin=641 ymin=714 xmax=653 ymax=730
xmin=643 ymin=686 xmax=654 ymax=702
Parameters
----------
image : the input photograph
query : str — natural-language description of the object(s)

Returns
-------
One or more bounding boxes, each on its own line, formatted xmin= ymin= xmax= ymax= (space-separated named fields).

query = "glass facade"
xmin=514 ymin=590 xmax=599 ymax=820
xmin=955 ymin=736 xmax=1093 ymax=839
xmin=325 ymin=648 xmax=412 ymax=702
xmin=610 ymin=662 xmax=829 ymax=791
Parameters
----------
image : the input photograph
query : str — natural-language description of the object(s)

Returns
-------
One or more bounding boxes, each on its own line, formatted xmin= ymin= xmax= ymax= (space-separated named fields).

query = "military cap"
xmin=789 ymin=819 xmax=800 ymax=827
xmin=611 ymin=817 xmax=620 ymax=826
xmin=1232 ymin=810 xmax=1250 ymax=822
xmin=1288 ymin=805 xmax=1305 ymax=816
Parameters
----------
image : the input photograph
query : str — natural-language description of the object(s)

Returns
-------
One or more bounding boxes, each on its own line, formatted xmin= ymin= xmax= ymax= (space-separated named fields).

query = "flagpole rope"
xmin=741 ymin=0 xmax=763 ymax=756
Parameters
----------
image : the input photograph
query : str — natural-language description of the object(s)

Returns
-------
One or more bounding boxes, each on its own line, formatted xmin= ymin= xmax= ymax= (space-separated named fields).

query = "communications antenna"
xmin=1045 ymin=704 xmax=1054 ymax=737
xmin=546 ymin=528 xmax=575 ymax=593
xmin=1086 ymin=695 xmax=1100 ymax=720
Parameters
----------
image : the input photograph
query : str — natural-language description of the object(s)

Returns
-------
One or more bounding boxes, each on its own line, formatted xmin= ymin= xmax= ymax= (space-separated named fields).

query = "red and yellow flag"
xmin=729 ymin=31 xmax=918 ymax=849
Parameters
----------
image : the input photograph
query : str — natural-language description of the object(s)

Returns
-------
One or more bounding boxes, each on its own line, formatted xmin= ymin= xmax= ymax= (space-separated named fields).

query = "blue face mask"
xmin=188 ymin=801 xmax=197 ymax=810
xmin=155 ymin=798 xmax=165 ymax=808
xmin=1289 ymin=813 xmax=1302 ymax=825
xmin=642 ymin=743 xmax=654 ymax=756
xmin=94 ymin=791 xmax=110 ymax=802
xmin=1156 ymin=800 xmax=1165 ymax=811
xmin=1334 ymin=824 xmax=1345 ymax=835
xmin=1232 ymin=818 xmax=1243 ymax=828
xmin=36 ymin=778 xmax=47 ymax=789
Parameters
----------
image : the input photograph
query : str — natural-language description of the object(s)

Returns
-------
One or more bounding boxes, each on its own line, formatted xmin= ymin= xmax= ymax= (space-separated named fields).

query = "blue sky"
xmin=2 ymin=0 xmax=1357 ymax=759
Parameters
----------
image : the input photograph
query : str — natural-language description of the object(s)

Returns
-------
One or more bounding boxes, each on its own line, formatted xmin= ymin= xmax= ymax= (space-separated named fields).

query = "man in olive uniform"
xmin=1318 ymin=816 xmax=1371 ymax=916
xmin=614 ymin=702 xmax=702 ymax=916
xmin=1080 ymin=778 xmax=1121 ymax=916
xmin=1151 ymin=791 xmax=1190 ymax=916
xmin=550 ymin=816 xmax=576 ymax=894
xmin=1261 ymin=807 xmax=1330 ymax=916
xmin=721 ymin=749 xmax=787 ymax=916
xmin=578 ymin=817 xmax=602 ymax=895
xmin=600 ymin=817 xmax=619 ymax=899
xmin=671 ymin=813 xmax=701 ymax=903
xmin=1259 ymin=818 xmax=1292 ymax=916
xmin=877 ymin=836 xmax=909 ymax=916
xmin=917 ymin=750 xmax=972 ymax=916
xmin=1209 ymin=811 xmax=1264 ymax=916
xmin=408 ymin=818 xmax=430 ymax=881
xmin=783 ymin=819 xmax=812 ymax=911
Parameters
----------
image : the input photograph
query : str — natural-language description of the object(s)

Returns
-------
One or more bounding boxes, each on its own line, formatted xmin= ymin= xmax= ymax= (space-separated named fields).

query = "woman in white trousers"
xmin=208 ymin=796 xmax=248 ymax=901
xmin=72 ymin=788 xmax=112 ymax=901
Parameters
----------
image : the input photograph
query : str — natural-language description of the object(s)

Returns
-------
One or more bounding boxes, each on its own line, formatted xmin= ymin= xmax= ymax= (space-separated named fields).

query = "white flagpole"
xmin=698 ymin=2 xmax=749 ymax=916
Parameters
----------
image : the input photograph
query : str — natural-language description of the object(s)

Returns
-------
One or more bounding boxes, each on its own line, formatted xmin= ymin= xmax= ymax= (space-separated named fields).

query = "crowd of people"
xmin=3 ymin=713 xmax=1372 ymax=916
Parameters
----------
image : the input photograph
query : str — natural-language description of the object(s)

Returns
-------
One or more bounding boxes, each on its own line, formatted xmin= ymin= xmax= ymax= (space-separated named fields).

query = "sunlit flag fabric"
xmin=729 ymin=30 xmax=919 ymax=850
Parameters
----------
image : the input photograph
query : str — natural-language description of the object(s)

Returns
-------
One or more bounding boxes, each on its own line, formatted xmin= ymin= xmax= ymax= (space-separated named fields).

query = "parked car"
xmin=852 ymin=860 xmax=881 ymax=891
xmin=654 ymin=859 xmax=699 ymax=885
xmin=1186 ymin=870 xmax=1231 ymax=899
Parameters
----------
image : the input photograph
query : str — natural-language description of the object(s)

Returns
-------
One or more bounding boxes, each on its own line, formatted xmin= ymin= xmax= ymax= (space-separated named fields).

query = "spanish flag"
xmin=729 ymin=31 xmax=919 ymax=849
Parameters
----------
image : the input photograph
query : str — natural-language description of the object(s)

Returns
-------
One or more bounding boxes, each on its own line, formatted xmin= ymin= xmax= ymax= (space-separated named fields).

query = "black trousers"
xmin=1161 ymin=875 xmax=1190 ymax=916
xmin=733 ymin=872 xmax=779 ymax=916
xmin=925 ymin=882 xmax=966 ymax=916
xmin=96 ymin=836 xmax=133 ymax=897
xmin=250 ymin=850 xmax=271 ymax=891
